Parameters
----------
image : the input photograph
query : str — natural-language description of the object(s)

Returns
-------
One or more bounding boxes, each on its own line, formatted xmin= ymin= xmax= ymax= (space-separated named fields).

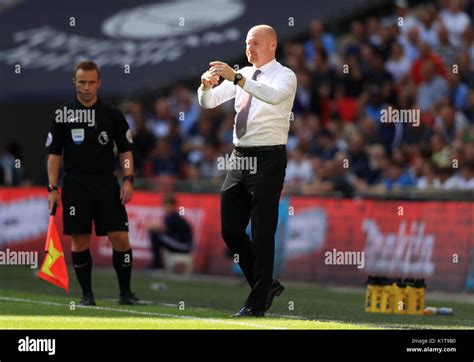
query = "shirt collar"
xmin=254 ymin=58 xmax=277 ymax=74
xmin=75 ymin=97 xmax=101 ymax=109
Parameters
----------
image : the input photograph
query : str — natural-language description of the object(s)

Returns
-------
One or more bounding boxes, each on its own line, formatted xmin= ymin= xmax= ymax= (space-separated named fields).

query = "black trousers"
xmin=149 ymin=231 xmax=192 ymax=269
xmin=220 ymin=146 xmax=286 ymax=309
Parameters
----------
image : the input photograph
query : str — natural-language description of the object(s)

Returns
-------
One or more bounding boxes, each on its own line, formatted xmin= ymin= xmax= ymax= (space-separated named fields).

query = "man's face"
xmin=73 ymin=69 xmax=101 ymax=103
xmin=245 ymin=29 xmax=275 ymax=67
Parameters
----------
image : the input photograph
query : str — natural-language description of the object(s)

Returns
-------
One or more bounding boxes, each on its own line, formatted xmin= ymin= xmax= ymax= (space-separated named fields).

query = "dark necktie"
xmin=235 ymin=69 xmax=262 ymax=139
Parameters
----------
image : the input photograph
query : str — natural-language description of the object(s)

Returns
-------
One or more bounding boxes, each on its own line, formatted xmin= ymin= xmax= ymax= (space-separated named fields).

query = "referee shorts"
xmin=61 ymin=173 xmax=129 ymax=236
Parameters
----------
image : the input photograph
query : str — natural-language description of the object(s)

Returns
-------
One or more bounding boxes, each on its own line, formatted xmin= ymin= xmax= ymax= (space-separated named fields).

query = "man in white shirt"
xmin=439 ymin=0 xmax=470 ymax=48
xmin=197 ymin=24 xmax=297 ymax=317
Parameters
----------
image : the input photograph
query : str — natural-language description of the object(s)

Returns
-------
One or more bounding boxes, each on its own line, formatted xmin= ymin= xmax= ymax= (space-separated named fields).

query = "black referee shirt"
xmin=45 ymin=98 xmax=132 ymax=174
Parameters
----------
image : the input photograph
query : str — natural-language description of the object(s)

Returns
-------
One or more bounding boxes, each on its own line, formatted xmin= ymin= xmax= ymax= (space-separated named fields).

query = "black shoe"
xmin=264 ymin=279 xmax=284 ymax=311
xmin=79 ymin=293 xmax=96 ymax=306
xmin=232 ymin=305 xmax=265 ymax=317
xmin=118 ymin=292 xmax=147 ymax=306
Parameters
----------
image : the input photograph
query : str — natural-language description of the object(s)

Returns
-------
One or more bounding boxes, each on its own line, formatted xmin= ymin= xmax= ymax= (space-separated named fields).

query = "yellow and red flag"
xmin=38 ymin=203 xmax=69 ymax=293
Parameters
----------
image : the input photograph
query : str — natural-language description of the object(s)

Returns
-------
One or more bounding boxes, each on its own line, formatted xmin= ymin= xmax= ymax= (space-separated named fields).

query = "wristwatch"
xmin=47 ymin=185 xmax=58 ymax=193
xmin=123 ymin=175 xmax=134 ymax=185
xmin=233 ymin=73 xmax=243 ymax=85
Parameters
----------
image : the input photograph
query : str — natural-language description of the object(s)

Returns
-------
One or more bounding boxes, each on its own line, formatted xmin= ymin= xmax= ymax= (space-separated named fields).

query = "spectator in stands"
xmin=169 ymin=84 xmax=201 ymax=137
xmin=385 ymin=41 xmax=411 ymax=82
xmin=399 ymin=26 xmax=421 ymax=62
xmin=364 ymin=47 xmax=394 ymax=86
xmin=166 ymin=118 xmax=184 ymax=157
xmin=293 ymin=69 xmax=313 ymax=115
xmin=150 ymin=138 xmax=180 ymax=176
xmin=463 ymin=90 xmax=474 ymax=123
xmin=147 ymin=193 xmax=193 ymax=269
xmin=197 ymin=144 xmax=222 ymax=181
xmin=436 ymin=25 xmax=459 ymax=69
xmin=150 ymin=97 xmax=173 ymax=138
xmin=436 ymin=165 xmax=455 ymax=187
xmin=411 ymin=42 xmax=447 ymax=85
xmin=416 ymin=161 xmax=441 ymax=189
xmin=366 ymin=17 xmax=383 ymax=48
xmin=119 ymin=99 xmax=147 ymax=134
xmin=310 ymin=49 xmax=337 ymax=117
xmin=217 ymin=113 xmax=235 ymax=154
xmin=457 ymin=50 xmax=474 ymax=87
xmin=347 ymin=132 xmax=373 ymax=183
xmin=416 ymin=61 xmax=449 ymax=112
xmin=392 ymin=0 xmax=420 ymax=35
xmin=338 ymin=52 xmax=364 ymax=98
xmin=447 ymin=72 xmax=469 ymax=110
xmin=302 ymin=152 xmax=354 ymax=197
xmin=310 ymin=129 xmax=340 ymax=160
xmin=131 ymin=111 xmax=155 ymax=176
xmin=383 ymin=158 xmax=416 ymax=190
xmin=0 ymin=142 xmax=24 ymax=186
xmin=439 ymin=0 xmax=471 ymax=47
xmin=443 ymin=160 xmax=474 ymax=189
xmin=343 ymin=20 xmax=367 ymax=57
xmin=304 ymin=19 xmax=337 ymax=63
xmin=285 ymin=145 xmax=314 ymax=187
xmin=434 ymin=104 xmax=469 ymax=143
xmin=431 ymin=133 xmax=451 ymax=168
xmin=359 ymin=116 xmax=380 ymax=145
xmin=418 ymin=4 xmax=440 ymax=48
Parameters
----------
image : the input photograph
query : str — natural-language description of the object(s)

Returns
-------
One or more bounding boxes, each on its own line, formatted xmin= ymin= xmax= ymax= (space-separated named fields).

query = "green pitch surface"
xmin=0 ymin=267 xmax=473 ymax=330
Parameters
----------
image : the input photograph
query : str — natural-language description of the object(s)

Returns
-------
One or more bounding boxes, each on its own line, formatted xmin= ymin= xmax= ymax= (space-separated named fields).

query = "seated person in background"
xmin=147 ymin=193 xmax=193 ymax=269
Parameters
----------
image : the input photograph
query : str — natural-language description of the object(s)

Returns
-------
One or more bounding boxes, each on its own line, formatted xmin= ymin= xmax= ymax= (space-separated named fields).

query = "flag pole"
xmin=45 ymin=202 xmax=57 ymax=252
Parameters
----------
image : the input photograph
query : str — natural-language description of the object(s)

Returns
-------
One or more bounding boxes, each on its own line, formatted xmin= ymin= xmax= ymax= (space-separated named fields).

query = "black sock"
xmin=71 ymin=249 xmax=93 ymax=296
xmin=113 ymin=249 xmax=132 ymax=296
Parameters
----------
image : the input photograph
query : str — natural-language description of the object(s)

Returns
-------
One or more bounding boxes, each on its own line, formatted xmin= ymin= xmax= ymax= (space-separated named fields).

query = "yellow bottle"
xmin=407 ymin=279 xmax=425 ymax=315
xmin=381 ymin=279 xmax=393 ymax=313
xmin=364 ymin=276 xmax=373 ymax=313
xmin=392 ymin=281 xmax=407 ymax=314
xmin=370 ymin=277 xmax=385 ymax=313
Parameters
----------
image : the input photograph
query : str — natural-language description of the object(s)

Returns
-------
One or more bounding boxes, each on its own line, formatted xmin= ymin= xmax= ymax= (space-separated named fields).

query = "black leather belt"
xmin=234 ymin=145 xmax=285 ymax=154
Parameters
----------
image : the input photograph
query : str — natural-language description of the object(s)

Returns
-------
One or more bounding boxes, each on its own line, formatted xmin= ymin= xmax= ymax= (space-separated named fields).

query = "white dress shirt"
xmin=198 ymin=59 xmax=297 ymax=146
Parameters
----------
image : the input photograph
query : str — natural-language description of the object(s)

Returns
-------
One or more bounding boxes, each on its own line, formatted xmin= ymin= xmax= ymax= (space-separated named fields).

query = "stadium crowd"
xmin=3 ymin=0 xmax=473 ymax=197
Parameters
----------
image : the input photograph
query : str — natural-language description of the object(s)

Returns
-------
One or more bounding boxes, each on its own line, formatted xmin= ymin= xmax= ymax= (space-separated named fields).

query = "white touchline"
xmin=0 ymin=296 xmax=286 ymax=330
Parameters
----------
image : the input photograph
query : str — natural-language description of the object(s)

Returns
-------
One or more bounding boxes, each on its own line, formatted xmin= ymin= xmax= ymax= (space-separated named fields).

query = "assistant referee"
xmin=46 ymin=61 xmax=144 ymax=306
xmin=198 ymin=25 xmax=297 ymax=317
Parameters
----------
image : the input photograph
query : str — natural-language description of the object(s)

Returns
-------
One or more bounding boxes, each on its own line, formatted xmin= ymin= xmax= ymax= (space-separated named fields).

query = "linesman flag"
xmin=37 ymin=203 xmax=69 ymax=293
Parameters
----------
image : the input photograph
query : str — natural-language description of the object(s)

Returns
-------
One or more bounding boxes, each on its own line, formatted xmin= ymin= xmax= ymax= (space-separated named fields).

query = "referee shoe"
xmin=79 ymin=293 xmax=96 ymax=306
xmin=119 ymin=292 xmax=147 ymax=306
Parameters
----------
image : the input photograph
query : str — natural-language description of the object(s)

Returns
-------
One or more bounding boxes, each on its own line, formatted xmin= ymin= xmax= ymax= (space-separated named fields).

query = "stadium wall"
xmin=1 ymin=187 xmax=473 ymax=292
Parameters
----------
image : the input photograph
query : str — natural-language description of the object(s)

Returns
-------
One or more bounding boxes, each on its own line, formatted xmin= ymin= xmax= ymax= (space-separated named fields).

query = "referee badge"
xmin=71 ymin=128 xmax=85 ymax=145
xmin=98 ymin=131 xmax=109 ymax=145
xmin=126 ymin=129 xmax=133 ymax=144
xmin=45 ymin=132 xmax=53 ymax=147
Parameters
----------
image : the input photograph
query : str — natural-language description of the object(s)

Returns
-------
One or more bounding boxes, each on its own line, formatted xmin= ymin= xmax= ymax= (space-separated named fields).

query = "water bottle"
xmin=423 ymin=306 xmax=454 ymax=315
xmin=436 ymin=307 xmax=454 ymax=315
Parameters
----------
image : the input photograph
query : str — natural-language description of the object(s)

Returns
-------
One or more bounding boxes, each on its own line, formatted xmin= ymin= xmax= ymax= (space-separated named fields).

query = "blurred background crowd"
xmin=1 ymin=0 xmax=473 ymax=197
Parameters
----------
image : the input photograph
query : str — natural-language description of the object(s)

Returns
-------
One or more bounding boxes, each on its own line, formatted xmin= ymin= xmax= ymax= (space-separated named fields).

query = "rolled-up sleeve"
xmin=243 ymin=70 xmax=297 ymax=105
xmin=197 ymin=80 xmax=236 ymax=109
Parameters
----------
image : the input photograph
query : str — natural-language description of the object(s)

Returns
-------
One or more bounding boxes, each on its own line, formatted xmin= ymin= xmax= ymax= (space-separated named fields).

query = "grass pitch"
xmin=0 ymin=267 xmax=473 ymax=330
